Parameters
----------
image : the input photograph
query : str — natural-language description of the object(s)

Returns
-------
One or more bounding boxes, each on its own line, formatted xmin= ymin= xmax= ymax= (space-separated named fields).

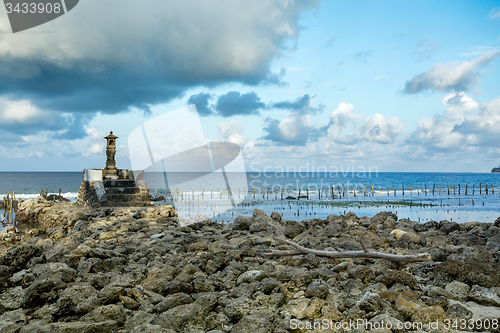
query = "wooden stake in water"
xmin=409 ymin=185 xmax=412 ymax=195
xmin=354 ymin=185 xmax=357 ymax=197
xmin=480 ymin=183 xmax=482 ymax=194
xmin=458 ymin=184 xmax=461 ymax=195
xmin=402 ymin=184 xmax=404 ymax=196
xmin=379 ymin=185 xmax=381 ymax=197
xmin=447 ymin=185 xmax=449 ymax=195
xmin=453 ymin=184 xmax=455 ymax=195
xmin=394 ymin=184 xmax=396 ymax=196
xmin=432 ymin=184 xmax=435 ymax=195
xmin=465 ymin=184 xmax=468 ymax=195
xmin=387 ymin=185 xmax=389 ymax=196
xmin=363 ymin=184 xmax=366 ymax=196
xmin=439 ymin=185 xmax=441 ymax=195
xmin=491 ymin=183 xmax=494 ymax=194
xmin=424 ymin=184 xmax=427 ymax=195
xmin=473 ymin=184 xmax=475 ymax=194
xmin=486 ymin=183 xmax=489 ymax=195
xmin=155 ymin=189 xmax=157 ymax=199
xmin=331 ymin=185 xmax=334 ymax=199
xmin=416 ymin=185 xmax=419 ymax=195
xmin=371 ymin=185 xmax=374 ymax=196
xmin=306 ymin=188 xmax=309 ymax=200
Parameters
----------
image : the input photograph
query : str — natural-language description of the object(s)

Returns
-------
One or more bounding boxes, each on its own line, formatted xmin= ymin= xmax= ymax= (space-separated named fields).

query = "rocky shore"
xmin=0 ymin=197 xmax=500 ymax=332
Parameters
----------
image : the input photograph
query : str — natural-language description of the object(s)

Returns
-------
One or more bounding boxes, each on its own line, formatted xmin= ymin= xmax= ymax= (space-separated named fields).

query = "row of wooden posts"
xmin=1 ymin=191 xmax=18 ymax=224
xmin=151 ymin=183 xmax=496 ymax=202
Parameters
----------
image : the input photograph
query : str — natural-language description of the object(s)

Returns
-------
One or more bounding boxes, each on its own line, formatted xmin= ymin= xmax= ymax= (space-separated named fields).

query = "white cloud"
xmin=83 ymin=127 xmax=106 ymax=156
xmin=410 ymin=91 xmax=500 ymax=150
xmin=404 ymin=52 xmax=499 ymax=93
xmin=361 ymin=114 xmax=404 ymax=144
xmin=216 ymin=120 xmax=247 ymax=147
xmin=0 ymin=98 xmax=45 ymax=125
xmin=327 ymin=103 xmax=403 ymax=144
xmin=416 ymin=39 xmax=439 ymax=60
xmin=489 ymin=7 xmax=500 ymax=20
xmin=262 ymin=113 xmax=315 ymax=145
xmin=216 ymin=120 xmax=256 ymax=158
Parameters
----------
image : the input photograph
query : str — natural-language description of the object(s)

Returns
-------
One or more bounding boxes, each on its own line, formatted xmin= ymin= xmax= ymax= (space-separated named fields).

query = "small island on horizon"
xmin=493 ymin=166 xmax=500 ymax=173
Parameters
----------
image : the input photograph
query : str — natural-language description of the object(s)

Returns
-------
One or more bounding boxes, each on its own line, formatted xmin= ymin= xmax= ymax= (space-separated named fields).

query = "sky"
xmin=0 ymin=0 xmax=500 ymax=172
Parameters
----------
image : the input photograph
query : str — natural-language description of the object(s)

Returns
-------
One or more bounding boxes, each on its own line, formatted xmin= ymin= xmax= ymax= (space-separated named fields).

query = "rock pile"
xmin=0 ymin=206 xmax=499 ymax=332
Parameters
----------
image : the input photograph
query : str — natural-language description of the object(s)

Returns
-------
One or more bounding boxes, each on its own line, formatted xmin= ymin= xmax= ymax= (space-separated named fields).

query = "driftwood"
xmin=266 ymin=237 xmax=432 ymax=263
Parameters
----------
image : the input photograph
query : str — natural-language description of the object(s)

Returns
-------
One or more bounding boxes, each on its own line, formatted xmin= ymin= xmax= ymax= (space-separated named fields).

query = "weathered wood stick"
xmin=266 ymin=237 xmax=432 ymax=263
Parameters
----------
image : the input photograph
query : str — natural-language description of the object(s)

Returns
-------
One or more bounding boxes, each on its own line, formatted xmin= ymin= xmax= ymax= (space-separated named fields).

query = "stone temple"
xmin=76 ymin=131 xmax=152 ymax=207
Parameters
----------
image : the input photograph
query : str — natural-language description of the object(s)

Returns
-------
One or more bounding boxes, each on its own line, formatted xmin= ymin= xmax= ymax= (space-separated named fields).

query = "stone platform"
xmin=77 ymin=169 xmax=152 ymax=207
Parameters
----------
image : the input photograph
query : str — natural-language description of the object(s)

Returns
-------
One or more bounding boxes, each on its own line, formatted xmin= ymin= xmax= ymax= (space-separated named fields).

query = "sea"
xmin=1 ymin=172 xmax=500 ymax=227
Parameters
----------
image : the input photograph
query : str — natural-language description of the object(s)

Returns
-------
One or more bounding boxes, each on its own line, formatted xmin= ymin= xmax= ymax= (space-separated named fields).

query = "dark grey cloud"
xmin=187 ymin=93 xmax=213 ymax=116
xmin=188 ymin=91 xmax=325 ymax=117
xmin=271 ymin=94 xmax=324 ymax=115
xmin=404 ymin=52 xmax=499 ymax=94
xmin=0 ymin=0 xmax=320 ymax=133
xmin=215 ymin=91 xmax=265 ymax=117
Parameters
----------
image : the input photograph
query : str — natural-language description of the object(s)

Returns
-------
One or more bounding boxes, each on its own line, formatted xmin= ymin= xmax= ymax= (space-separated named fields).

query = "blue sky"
xmin=0 ymin=0 xmax=500 ymax=172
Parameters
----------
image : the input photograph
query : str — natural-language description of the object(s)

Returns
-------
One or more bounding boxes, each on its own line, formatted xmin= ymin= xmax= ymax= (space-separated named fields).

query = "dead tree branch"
xmin=266 ymin=237 xmax=431 ymax=263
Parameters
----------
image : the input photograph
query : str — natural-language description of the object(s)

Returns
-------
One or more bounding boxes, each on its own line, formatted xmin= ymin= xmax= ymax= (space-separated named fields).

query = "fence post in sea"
xmin=459 ymin=184 xmax=461 ymax=195
xmin=480 ymin=183 xmax=482 ymax=194
xmin=331 ymin=185 xmax=334 ymax=199
xmin=465 ymin=184 xmax=467 ymax=195
xmin=409 ymin=185 xmax=412 ymax=195
xmin=342 ymin=185 xmax=344 ymax=197
xmin=424 ymin=184 xmax=427 ymax=195
xmin=439 ymin=185 xmax=441 ymax=195
xmin=387 ymin=185 xmax=389 ymax=196
xmin=379 ymin=185 xmax=381 ymax=196
xmin=416 ymin=185 xmax=419 ymax=195
xmin=447 ymin=185 xmax=449 ymax=195
xmin=354 ymin=185 xmax=357 ymax=197
xmin=371 ymin=185 xmax=374 ymax=196
xmin=402 ymin=184 xmax=404 ymax=196
xmin=363 ymin=184 xmax=366 ymax=196
xmin=306 ymin=188 xmax=309 ymax=200
xmin=473 ymin=184 xmax=475 ymax=194
xmin=298 ymin=188 xmax=301 ymax=199
xmin=486 ymin=184 xmax=489 ymax=195
xmin=281 ymin=188 xmax=284 ymax=200
xmin=394 ymin=184 xmax=396 ymax=196
xmin=155 ymin=189 xmax=157 ymax=199
xmin=318 ymin=189 xmax=320 ymax=199
xmin=491 ymin=183 xmax=494 ymax=194
xmin=432 ymin=184 xmax=435 ymax=195
xmin=453 ymin=184 xmax=455 ymax=195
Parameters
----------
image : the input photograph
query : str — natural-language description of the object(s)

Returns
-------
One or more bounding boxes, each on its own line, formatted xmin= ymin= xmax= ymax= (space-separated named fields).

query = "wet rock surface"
xmin=0 ymin=205 xmax=499 ymax=332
